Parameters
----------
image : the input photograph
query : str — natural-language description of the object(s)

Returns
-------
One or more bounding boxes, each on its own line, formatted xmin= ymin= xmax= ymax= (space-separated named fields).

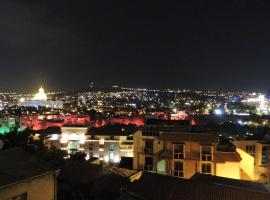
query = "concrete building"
xmin=133 ymin=119 xmax=242 ymax=180
xmin=46 ymin=125 xmax=137 ymax=164
xmin=86 ymin=124 xmax=137 ymax=163
xmin=0 ymin=148 xmax=58 ymax=200
xmin=235 ymin=137 xmax=270 ymax=183
xmin=60 ymin=126 xmax=88 ymax=155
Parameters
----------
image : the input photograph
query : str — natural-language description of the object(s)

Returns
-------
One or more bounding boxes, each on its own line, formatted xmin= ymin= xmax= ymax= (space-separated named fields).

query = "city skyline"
xmin=1 ymin=1 xmax=270 ymax=91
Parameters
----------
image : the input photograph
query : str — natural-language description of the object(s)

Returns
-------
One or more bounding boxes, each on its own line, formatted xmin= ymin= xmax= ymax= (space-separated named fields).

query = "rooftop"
xmin=124 ymin=172 xmax=270 ymax=200
xmin=87 ymin=124 xmax=138 ymax=136
xmin=159 ymin=132 xmax=218 ymax=143
xmin=0 ymin=148 xmax=55 ymax=189
xmin=145 ymin=119 xmax=190 ymax=127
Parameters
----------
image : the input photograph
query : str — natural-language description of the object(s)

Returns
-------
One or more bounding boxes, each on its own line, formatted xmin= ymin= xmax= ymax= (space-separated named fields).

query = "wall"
xmin=236 ymin=148 xmax=255 ymax=180
xmin=0 ymin=173 xmax=55 ymax=200
xmin=216 ymin=162 xmax=241 ymax=179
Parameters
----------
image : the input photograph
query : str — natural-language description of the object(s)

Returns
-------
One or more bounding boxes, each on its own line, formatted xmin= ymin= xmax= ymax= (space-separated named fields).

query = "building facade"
xmin=235 ymin=139 xmax=270 ymax=183
xmin=133 ymin=119 xmax=242 ymax=180
xmin=85 ymin=125 xmax=137 ymax=163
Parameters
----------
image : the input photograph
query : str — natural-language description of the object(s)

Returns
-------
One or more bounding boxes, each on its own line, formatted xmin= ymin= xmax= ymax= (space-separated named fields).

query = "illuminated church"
xmin=18 ymin=86 xmax=63 ymax=109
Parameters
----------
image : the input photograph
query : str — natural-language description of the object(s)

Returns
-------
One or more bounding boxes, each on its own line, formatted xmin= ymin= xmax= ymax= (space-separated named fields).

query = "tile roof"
xmin=0 ymin=148 xmax=55 ymax=188
xmin=125 ymin=172 xmax=270 ymax=200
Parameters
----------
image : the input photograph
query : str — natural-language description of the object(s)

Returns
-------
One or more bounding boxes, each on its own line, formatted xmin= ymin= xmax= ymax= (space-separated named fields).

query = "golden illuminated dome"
xmin=33 ymin=86 xmax=47 ymax=101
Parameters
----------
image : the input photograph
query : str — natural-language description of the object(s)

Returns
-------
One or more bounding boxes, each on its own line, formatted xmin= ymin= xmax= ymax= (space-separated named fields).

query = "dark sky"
xmin=0 ymin=0 xmax=270 ymax=92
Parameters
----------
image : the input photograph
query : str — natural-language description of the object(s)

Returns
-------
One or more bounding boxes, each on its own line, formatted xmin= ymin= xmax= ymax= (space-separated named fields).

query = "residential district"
xmin=0 ymin=86 xmax=270 ymax=200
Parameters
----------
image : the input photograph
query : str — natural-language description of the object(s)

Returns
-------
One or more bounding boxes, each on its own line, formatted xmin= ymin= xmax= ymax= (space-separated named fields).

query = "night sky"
xmin=1 ymin=0 xmax=270 ymax=92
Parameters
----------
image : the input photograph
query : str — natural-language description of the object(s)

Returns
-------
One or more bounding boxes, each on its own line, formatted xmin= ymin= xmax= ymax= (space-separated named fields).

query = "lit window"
xmin=109 ymin=143 xmax=114 ymax=152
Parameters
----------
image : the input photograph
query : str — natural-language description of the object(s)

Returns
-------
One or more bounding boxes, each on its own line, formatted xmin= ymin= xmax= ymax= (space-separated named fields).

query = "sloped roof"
xmin=125 ymin=172 xmax=270 ymax=200
xmin=215 ymin=151 xmax=242 ymax=163
xmin=0 ymin=148 xmax=55 ymax=188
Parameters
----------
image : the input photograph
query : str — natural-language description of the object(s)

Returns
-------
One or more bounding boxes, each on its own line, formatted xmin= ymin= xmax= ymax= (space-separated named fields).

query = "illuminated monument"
xmin=33 ymin=86 xmax=47 ymax=101
xmin=18 ymin=86 xmax=63 ymax=109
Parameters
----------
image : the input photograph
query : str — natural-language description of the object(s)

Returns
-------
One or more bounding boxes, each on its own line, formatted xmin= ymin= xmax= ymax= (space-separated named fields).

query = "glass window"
xmin=201 ymin=163 xmax=212 ymax=174
xmin=174 ymin=144 xmax=184 ymax=159
xmin=109 ymin=143 xmax=114 ymax=152
xmin=201 ymin=146 xmax=212 ymax=161
xmin=89 ymin=143 xmax=94 ymax=151
xmin=173 ymin=162 xmax=184 ymax=177
xmin=261 ymin=146 xmax=268 ymax=165
xmin=246 ymin=145 xmax=255 ymax=156
xmin=144 ymin=140 xmax=153 ymax=154
xmin=144 ymin=156 xmax=153 ymax=171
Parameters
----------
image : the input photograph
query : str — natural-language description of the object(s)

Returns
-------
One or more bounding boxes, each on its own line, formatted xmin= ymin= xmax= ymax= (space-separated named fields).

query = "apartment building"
xmin=86 ymin=124 xmax=138 ymax=163
xmin=133 ymin=119 xmax=242 ymax=179
xmin=235 ymin=135 xmax=270 ymax=183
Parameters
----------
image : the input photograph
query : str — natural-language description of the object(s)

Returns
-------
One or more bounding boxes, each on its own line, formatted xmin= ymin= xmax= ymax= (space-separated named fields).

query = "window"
xmin=109 ymin=143 xmax=114 ymax=152
xmin=201 ymin=146 xmax=212 ymax=161
xmin=261 ymin=146 xmax=268 ymax=165
xmin=144 ymin=156 xmax=153 ymax=171
xmin=201 ymin=163 xmax=212 ymax=174
xmin=144 ymin=140 xmax=153 ymax=154
xmin=89 ymin=143 xmax=94 ymax=151
xmin=246 ymin=145 xmax=255 ymax=156
xmin=174 ymin=144 xmax=184 ymax=159
xmin=174 ymin=162 xmax=184 ymax=177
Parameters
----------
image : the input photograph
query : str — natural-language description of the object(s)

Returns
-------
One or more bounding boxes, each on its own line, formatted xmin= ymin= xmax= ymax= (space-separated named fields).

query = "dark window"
xmin=174 ymin=144 xmax=184 ymax=159
xmin=261 ymin=146 xmax=268 ymax=165
xmin=201 ymin=146 xmax=212 ymax=161
xmin=144 ymin=140 xmax=153 ymax=154
xmin=246 ymin=145 xmax=255 ymax=156
xmin=144 ymin=156 xmax=153 ymax=171
xmin=201 ymin=163 xmax=212 ymax=174
xmin=89 ymin=143 xmax=94 ymax=151
xmin=173 ymin=162 xmax=184 ymax=178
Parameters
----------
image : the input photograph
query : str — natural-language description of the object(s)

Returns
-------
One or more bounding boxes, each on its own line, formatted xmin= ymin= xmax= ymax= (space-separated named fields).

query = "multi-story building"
xmin=60 ymin=126 xmax=88 ymax=155
xmin=86 ymin=124 xmax=138 ymax=163
xmin=235 ymin=136 xmax=270 ymax=183
xmin=133 ymin=119 xmax=242 ymax=180
xmin=46 ymin=125 xmax=138 ymax=164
